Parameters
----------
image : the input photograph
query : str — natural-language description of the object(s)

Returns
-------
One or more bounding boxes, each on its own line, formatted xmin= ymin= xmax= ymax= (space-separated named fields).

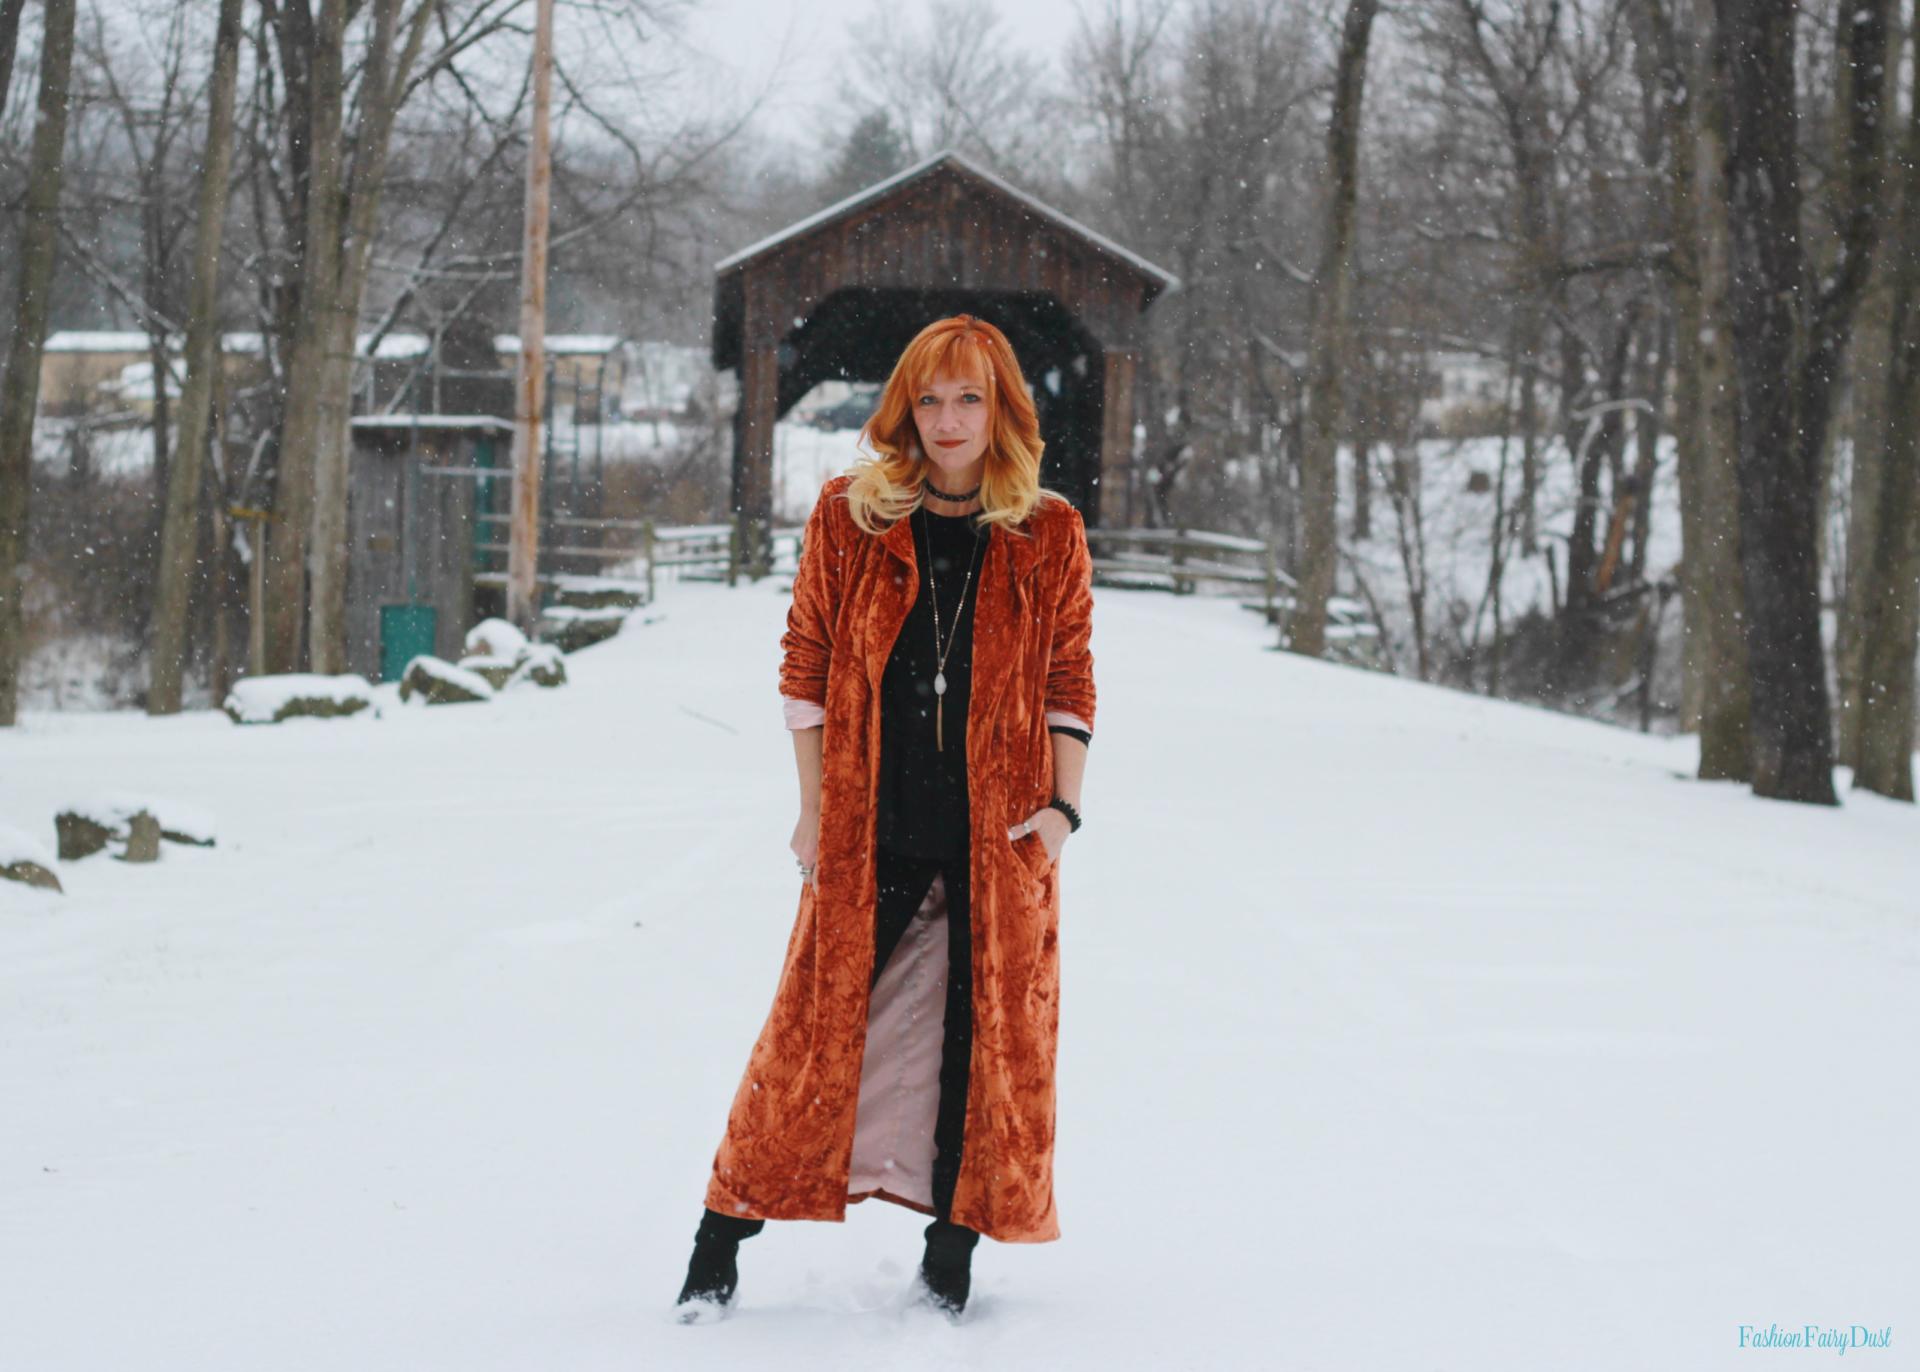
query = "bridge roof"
xmin=715 ymin=149 xmax=1176 ymax=290
xmin=712 ymin=150 xmax=1176 ymax=371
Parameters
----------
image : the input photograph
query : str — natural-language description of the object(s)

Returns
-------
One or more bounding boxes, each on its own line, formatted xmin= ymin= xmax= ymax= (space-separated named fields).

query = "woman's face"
xmin=911 ymin=369 xmax=991 ymax=479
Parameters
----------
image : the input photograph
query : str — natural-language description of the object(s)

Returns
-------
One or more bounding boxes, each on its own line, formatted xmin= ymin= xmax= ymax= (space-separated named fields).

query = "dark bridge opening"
xmin=775 ymin=287 xmax=1107 ymax=509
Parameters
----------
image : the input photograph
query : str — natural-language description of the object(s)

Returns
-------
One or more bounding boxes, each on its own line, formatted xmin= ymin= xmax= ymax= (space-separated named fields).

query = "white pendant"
xmin=934 ymin=671 xmax=947 ymax=696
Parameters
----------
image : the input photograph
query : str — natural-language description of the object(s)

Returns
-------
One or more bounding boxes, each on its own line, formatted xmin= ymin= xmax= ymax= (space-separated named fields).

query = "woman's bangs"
xmin=907 ymin=332 xmax=993 ymax=396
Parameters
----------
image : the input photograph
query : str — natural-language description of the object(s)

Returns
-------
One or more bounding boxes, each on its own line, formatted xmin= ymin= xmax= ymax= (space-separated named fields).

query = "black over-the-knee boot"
xmin=674 ymin=1208 xmax=765 ymax=1322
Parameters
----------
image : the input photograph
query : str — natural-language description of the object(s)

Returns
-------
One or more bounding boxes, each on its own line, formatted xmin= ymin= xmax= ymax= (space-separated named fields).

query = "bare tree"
xmin=149 ymin=0 xmax=246 ymax=715
xmin=0 ymin=0 xmax=77 ymax=726
xmin=1849 ymin=15 xmax=1920 ymax=801
xmin=1429 ymin=0 xmax=1613 ymax=553
xmin=1711 ymin=0 xmax=1888 ymax=803
xmin=844 ymin=0 xmax=1055 ymax=178
xmin=0 ymin=0 xmax=28 ymax=113
xmin=1630 ymin=0 xmax=1750 ymax=777
xmin=1399 ymin=0 xmax=1675 ymax=707
xmin=1294 ymin=0 xmax=1379 ymax=657
xmin=261 ymin=0 xmax=524 ymax=675
xmin=1068 ymin=0 xmax=1316 ymax=532
xmin=82 ymin=1 xmax=202 ymax=509
xmin=1376 ymin=420 xmax=1434 ymax=681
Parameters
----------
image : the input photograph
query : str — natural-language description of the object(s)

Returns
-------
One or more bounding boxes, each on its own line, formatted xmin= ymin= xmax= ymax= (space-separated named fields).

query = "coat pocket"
xmin=1006 ymin=823 xmax=1057 ymax=884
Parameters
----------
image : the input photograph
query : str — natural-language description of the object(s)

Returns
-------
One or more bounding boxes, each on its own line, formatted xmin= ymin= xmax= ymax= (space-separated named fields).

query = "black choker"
xmin=922 ymin=479 xmax=982 ymax=503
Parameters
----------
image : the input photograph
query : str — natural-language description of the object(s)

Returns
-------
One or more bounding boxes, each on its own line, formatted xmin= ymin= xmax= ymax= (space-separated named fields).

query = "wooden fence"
xmin=474 ymin=510 xmax=1381 ymax=669
xmin=473 ymin=513 xmax=802 ymax=603
xmin=1086 ymin=527 xmax=1383 ymax=666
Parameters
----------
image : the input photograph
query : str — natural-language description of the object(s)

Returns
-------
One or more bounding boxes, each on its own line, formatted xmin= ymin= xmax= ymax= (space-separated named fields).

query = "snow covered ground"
xmin=3 ymin=573 xmax=1916 ymax=1370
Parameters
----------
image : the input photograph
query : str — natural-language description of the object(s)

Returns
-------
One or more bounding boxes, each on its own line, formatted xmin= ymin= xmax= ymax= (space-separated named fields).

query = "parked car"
xmin=807 ymin=391 xmax=880 ymax=432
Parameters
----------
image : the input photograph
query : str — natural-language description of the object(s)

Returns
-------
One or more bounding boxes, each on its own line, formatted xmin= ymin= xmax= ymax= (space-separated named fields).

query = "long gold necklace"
xmin=916 ymin=505 xmax=986 ymax=752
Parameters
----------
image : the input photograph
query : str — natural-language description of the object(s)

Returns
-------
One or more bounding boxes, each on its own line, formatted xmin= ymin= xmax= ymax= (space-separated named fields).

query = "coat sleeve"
xmin=1042 ymin=506 xmax=1097 ymax=736
xmin=778 ymin=482 xmax=842 ymax=721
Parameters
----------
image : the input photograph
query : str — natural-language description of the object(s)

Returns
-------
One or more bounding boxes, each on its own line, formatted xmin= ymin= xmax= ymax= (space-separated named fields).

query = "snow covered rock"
xmin=55 ymin=802 xmax=162 ymax=863
xmin=54 ymin=811 xmax=113 ymax=861
xmin=551 ymin=575 xmax=646 ymax=611
xmin=538 ymin=604 xmax=627 ymax=653
xmin=463 ymin=617 xmax=530 ymax=662
xmin=398 ymin=655 xmax=495 ymax=705
xmin=122 ymin=811 xmax=161 ymax=863
xmin=1 ymin=822 xmax=61 ymax=894
xmin=457 ymin=654 xmax=520 ymax=689
xmin=460 ymin=618 xmax=540 ymax=685
xmin=507 ymin=643 xmax=567 ymax=689
xmin=55 ymin=793 xmax=217 ymax=860
xmin=223 ymin=673 xmax=375 ymax=725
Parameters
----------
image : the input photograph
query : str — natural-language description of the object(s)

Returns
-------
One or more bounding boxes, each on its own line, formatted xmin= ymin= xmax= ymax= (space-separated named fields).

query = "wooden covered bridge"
xmin=712 ymin=150 xmax=1177 ymax=568
xmin=334 ymin=156 xmax=1378 ymax=679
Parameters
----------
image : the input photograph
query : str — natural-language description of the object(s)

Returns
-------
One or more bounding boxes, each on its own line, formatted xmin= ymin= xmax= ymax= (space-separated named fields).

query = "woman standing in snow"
xmin=675 ymin=314 xmax=1097 ymax=1322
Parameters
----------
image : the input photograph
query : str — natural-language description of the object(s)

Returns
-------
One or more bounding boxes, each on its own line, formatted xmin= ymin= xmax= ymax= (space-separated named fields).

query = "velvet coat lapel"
xmin=705 ymin=473 xmax=1095 ymax=1244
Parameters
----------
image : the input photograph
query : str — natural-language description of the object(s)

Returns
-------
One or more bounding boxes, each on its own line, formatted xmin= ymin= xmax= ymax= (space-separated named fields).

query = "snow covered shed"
xmin=346 ymin=416 xmax=511 ymax=682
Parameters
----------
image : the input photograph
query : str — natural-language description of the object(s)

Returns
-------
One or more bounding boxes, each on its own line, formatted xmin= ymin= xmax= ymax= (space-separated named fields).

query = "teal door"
xmin=473 ymin=437 xmax=497 ymax=573
xmin=380 ymin=604 xmax=438 ymax=683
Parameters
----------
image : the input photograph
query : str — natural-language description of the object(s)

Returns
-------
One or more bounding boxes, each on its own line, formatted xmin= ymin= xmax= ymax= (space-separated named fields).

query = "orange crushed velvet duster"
xmin=704 ymin=473 xmax=1097 ymax=1244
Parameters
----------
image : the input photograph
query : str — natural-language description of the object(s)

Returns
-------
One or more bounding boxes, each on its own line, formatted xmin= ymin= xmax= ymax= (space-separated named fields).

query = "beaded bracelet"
xmin=1047 ymin=796 xmax=1082 ymax=833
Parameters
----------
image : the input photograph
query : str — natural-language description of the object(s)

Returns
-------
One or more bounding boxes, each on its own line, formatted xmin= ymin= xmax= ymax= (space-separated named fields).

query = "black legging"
xmin=698 ymin=843 xmax=974 ymax=1244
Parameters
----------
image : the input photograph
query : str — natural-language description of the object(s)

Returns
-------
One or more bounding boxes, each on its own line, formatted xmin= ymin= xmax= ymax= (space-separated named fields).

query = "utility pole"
xmin=506 ymin=0 xmax=555 ymax=630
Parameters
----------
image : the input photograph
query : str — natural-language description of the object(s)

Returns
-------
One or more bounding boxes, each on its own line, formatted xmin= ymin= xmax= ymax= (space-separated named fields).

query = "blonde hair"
xmin=843 ymin=314 xmax=1064 ymax=536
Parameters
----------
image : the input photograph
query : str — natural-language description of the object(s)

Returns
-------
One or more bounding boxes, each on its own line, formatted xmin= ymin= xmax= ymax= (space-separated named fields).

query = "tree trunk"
xmin=1627 ymin=311 xmax=1670 ymax=587
xmin=263 ymin=0 xmax=349 ymax=675
xmin=1835 ymin=12 xmax=1904 ymax=773
xmin=305 ymin=0 xmax=433 ymax=674
xmin=1514 ymin=320 xmax=1542 ymax=555
xmin=1715 ymin=0 xmax=1816 ymax=799
xmin=144 ymin=331 xmax=173 ymax=530
xmin=1852 ymin=24 xmax=1920 ymax=801
xmin=1567 ymin=312 xmax=1635 ymax=616
xmin=0 ymin=0 xmax=28 ymax=115
xmin=206 ymin=362 xmax=238 ymax=706
xmin=0 ymin=0 xmax=77 ymax=727
xmin=1633 ymin=0 xmax=1746 ymax=762
xmin=305 ymin=302 xmax=359 ymax=673
xmin=1512 ymin=154 xmax=1557 ymax=556
xmin=1385 ymin=440 xmax=1430 ymax=680
xmin=1293 ymin=0 xmax=1378 ymax=658
xmin=1684 ymin=0 xmax=1753 ymax=780
xmin=1351 ymin=419 xmax=1371 ymax=541
xmin=1713 ymin=0 xmax=1885 ymax=803
xmin=1720 ymin=0 xmax=1881 ymax=805
xmin=1836 ymin=251 xmax=1894 ymax=769
xmin=149 ymin=0 xmax=245 ymax=714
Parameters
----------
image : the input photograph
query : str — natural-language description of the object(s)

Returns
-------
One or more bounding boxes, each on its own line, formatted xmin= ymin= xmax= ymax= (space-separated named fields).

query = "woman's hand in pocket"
xmin=791 ymin=809 xmax=821 ymax=889
xmin=1009 ymin=807 xmax=1072 ymax=865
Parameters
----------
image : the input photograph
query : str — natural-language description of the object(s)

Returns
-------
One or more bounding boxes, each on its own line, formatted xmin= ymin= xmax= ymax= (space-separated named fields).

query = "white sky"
xmin=677 ymin=0 xmax=1091 ymax=129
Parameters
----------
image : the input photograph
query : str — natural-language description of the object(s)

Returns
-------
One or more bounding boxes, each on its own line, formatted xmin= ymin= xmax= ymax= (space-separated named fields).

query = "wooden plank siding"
xmin=345 ymin=422 xmax=491 ymax=680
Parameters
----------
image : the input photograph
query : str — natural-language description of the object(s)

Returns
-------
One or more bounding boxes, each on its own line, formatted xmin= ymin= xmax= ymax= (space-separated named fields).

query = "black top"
xmin=876 ymin=505 xmax=989 ymax=860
